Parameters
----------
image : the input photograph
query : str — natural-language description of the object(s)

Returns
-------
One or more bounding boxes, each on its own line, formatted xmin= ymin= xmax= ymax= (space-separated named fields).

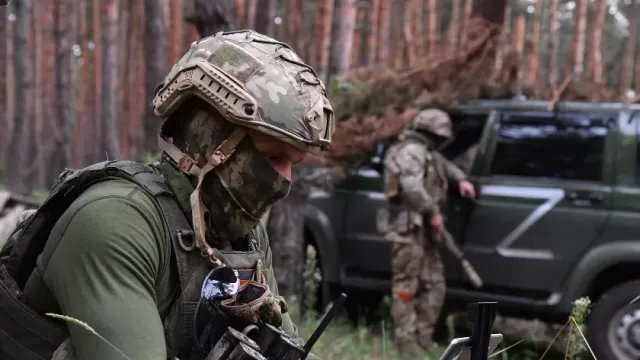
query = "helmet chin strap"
xmin=190 ymin=127 xmax=247 ymax=267
xmin=159 ymin=126 xmax=247 ymax=267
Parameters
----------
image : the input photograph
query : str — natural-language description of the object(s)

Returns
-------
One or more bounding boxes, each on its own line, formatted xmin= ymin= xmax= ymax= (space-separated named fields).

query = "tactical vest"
xmin=0 ymin=160 xmax=265 ymax=360
xmin=383 ymin=137 xmax=448 ymax=205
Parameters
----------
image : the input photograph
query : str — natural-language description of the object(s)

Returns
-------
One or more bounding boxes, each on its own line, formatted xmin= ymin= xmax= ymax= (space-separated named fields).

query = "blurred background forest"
xmin=1 ymin=0 xmax=640 ymax=193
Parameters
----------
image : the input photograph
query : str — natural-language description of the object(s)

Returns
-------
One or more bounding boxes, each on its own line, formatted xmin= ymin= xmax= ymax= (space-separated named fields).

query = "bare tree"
xmin=143 ymin=0 xmax=168 ymax=154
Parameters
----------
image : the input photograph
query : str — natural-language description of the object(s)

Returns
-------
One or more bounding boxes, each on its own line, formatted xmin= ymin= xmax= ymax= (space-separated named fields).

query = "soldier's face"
xmin=248 ymin=130 xmax=305 ymax=181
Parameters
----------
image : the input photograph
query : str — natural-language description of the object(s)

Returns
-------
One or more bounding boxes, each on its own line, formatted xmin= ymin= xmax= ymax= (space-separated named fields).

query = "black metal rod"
xmin=302 ymin=293 xmax=347 ymax=358
xmin=469 ymin=302 xmax=497 ymax=360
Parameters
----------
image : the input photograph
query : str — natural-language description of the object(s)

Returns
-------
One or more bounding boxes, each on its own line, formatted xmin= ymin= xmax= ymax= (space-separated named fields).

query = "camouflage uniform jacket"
xmin=383 ymin=129 xmax=467 ymax=237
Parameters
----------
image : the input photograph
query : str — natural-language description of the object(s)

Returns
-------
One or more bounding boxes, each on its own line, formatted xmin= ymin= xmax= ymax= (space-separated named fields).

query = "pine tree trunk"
xmin=448 ymin=0 xmax=461 ymax=56
xmin=0 ymin=6 xmax=6 ymax=167
xmin=548 ymin=0 xmax=559 ymax=87
xmin=92 ymin=0 xmax=103 ymax=162
xmin=143 ymin=0 xmax=168 ymax=154
xmin=101 ymin=0 xmax=120 ymax=160
xmin=426 ymin=0 xmax=438 ymax=54
xmin=75 ymin=0 xmax=89 ymax=168
xmin=590 ymin=0 xmax=607 ymax=84
xmin=403 ymin=0 xmax=418 ymax=65
xmin=52 ymin=0 xmax=78 ymax=182
xmin=314 ymin=0 xmax=334 ymax=83
xmin=494 ymin=2 xmax=511 ymax=75
xmin=235 ymin=0 xmax=246 ymax=28
xmin=412 ymin=0 xmax=424 ymax=56
xmin=460 ymin=0 xmax=473 ymax=49
xmin=513 ymin=0 xmax=526 ymax=84
xmin=620 ymin=1 xmax=638 ymax=94
xmin=169 ymin=0 xmax=182 ymax=65
xmin=330 ymin=0 xmax=357 ymax=77
xmin=526 ymin=0 xmax=542 ymax=85
xmin=350 ymin=4 xmax=363 ymax=69
xmin=390 ymin=0 xmax=405 ymax=69
xmin=33 ymin=1 xmax=46 ymax=188
xmin=376 ymin=0 xmax=390 ymax=64
xmin=246 ymin=0 xmax=257 ymax=29
xmin=288 ymin=0 xmax=304 ymax=55
xmin=366 ymin=0 xmax=380 ymax=65
xmin=572 ymin=0 xmax=588 ymax=76
xmin=5 ymin=0 xmax=33 ymax=194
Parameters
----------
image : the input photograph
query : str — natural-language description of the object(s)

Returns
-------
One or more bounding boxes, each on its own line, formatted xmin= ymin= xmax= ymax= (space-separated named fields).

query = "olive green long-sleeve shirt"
xmin=22 ymin=179 xmax=302 ymax=360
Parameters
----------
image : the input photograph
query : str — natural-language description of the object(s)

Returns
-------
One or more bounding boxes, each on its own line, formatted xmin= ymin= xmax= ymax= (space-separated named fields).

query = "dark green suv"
xmin=305 ymin=99 xmax=640 ymax=360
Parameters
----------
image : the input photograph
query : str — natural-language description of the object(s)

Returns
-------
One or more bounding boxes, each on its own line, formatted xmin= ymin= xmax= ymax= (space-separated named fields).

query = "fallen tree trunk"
xmin=304 ymin=16 xmax=620 ymax=168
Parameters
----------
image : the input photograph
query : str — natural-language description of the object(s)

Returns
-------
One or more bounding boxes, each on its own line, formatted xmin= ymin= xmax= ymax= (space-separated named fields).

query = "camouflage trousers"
xmin=390 ymin=228 xmax=445 ymax=351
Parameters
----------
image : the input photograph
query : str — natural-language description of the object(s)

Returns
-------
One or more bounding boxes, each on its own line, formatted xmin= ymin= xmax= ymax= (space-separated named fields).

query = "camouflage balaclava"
xmin=152 ymin=31 xmax=334 ymax=266
xmin=162 ymin=99 xmax=291 ymax=245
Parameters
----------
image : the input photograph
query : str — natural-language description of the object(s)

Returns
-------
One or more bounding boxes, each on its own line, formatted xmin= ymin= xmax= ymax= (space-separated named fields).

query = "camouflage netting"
xmin=304 ymin=17 xmax=620 ymax=167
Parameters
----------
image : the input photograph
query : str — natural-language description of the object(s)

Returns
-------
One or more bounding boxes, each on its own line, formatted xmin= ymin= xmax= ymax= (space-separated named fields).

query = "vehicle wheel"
xmin=587 ymin=280 xmax=640 ymax=360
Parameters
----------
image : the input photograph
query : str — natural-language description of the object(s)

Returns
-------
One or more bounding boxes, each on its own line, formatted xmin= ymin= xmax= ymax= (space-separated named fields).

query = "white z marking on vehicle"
xmin=480 ymin=185 xmax=565 ymax=260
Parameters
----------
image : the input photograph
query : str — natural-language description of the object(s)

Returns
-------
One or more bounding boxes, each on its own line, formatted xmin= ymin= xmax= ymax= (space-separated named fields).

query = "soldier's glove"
xmin=219 ymin=282 xmax=287 ymax=330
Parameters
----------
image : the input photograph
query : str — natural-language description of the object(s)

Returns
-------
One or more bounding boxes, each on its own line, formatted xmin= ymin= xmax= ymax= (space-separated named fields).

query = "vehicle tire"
xmin=587 ymin=280 xmax=640 ymax=360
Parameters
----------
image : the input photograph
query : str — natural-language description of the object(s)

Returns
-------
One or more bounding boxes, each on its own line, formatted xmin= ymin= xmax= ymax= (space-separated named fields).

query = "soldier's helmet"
xmin=152 ymin=30 xmax=335 ymax=155
xmin=410 ymin=108 xmax=452 ymax=138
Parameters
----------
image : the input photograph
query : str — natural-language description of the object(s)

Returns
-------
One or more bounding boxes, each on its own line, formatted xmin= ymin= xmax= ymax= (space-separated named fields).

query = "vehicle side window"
xmin=490 ymin=112 xmax=610 ymax=182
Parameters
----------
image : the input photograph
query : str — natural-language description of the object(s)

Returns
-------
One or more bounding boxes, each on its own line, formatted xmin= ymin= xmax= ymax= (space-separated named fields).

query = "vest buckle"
xmin=176 ymin=230 xmax=196 ymax=252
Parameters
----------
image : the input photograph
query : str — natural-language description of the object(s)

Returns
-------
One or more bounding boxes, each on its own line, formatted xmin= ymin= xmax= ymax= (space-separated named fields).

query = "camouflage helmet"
xmin=409 ymin=108 xmax=452 ymax=138
xmin=152 ymin=30 xmax=335 ymax=156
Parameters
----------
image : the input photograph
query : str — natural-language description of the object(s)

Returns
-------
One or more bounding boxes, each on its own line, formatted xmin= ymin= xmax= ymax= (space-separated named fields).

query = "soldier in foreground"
xmin=0 ymin=31 xmax=333 ymax=360
xmin=382 ymin=109 xmax=476 ymax=354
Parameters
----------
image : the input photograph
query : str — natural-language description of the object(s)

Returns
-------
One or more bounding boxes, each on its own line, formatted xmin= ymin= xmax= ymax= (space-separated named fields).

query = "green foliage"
xmin=566 ymin=297 xmax=592 ymax=360
xmin=140 ymin=151 xmax=160 ymax=164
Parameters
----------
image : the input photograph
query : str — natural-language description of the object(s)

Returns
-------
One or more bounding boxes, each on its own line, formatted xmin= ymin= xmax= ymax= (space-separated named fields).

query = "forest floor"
xmin=291 ymin=247 xmax=592 ymax=360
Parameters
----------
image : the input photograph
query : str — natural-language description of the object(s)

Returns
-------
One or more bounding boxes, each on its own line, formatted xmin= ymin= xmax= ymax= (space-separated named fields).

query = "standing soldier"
xmin=382 ymin=109 xmax=476 ymax=354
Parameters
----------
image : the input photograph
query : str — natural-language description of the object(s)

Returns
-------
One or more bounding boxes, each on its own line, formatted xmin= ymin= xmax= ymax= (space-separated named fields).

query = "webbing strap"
xmin=155 ymin=194 xmax=208 ymax=358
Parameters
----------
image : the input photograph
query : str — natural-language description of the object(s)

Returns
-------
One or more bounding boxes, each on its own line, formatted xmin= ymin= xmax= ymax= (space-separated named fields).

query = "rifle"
xmin=436 ymin=228 xmax=484 ymax=289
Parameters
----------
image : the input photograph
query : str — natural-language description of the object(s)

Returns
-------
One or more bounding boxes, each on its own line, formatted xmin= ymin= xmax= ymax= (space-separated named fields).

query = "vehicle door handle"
xmin=565 ymin=191 xmax=605 ymax=205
